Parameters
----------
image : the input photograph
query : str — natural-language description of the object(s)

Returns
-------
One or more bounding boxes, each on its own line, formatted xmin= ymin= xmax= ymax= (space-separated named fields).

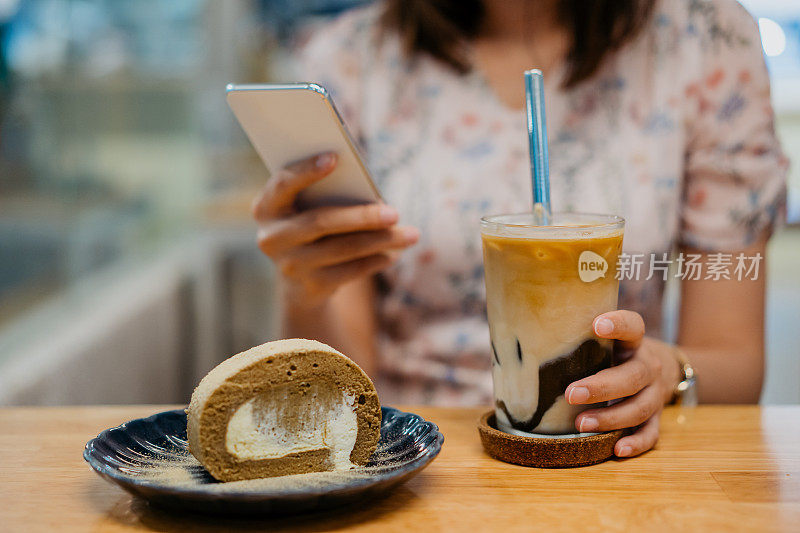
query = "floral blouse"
xmin=294 ymin=0 xmax=788 ymax=405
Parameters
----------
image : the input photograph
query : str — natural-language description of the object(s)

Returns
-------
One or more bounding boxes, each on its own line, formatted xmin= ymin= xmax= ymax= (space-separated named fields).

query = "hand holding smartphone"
xmin=230 ymin=82 xmax=418 ymax=305
xmin=227 ymin=83 xmax=382 ymax=210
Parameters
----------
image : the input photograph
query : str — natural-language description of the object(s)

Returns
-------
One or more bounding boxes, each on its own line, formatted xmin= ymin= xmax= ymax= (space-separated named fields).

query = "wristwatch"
xmin=670 ymin=347 xmax=698 ymax=407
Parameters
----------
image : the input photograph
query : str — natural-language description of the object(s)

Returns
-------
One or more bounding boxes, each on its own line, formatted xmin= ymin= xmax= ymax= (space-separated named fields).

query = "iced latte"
xmin=481 ymin=213 xmax=624 ymax=435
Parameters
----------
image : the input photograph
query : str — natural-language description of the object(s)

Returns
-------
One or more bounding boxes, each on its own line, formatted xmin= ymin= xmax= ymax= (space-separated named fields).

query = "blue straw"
xmin=524 ymin=69 xmax=551 ymax=225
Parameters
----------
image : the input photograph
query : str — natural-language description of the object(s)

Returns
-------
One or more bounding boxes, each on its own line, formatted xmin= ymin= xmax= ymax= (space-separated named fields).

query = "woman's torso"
xmin=295 ymin=0 xmax=784 ymax=405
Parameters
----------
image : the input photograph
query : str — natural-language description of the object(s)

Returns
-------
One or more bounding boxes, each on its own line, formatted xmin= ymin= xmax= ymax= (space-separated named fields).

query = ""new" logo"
xmin=578 ymin=251 xmax=608 ymax=282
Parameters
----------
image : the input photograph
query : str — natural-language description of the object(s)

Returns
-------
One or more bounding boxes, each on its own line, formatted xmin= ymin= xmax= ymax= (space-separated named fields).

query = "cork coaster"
xmin=478 ymin=411 xmax=624 ymax=468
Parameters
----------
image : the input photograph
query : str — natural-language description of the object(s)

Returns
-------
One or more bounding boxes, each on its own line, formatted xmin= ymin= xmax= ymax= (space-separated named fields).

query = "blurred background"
xmin=0 ymin=0 xmax=797 ymax=406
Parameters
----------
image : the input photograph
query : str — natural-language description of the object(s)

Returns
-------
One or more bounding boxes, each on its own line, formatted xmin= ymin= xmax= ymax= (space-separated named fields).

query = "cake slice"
xmin=187 ymin=339 xmax=381 ymax=482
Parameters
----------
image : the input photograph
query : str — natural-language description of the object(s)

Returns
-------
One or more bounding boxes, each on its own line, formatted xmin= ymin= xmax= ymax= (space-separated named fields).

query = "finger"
xmin=258 ymin=203 xmax=400 ymax=256
xmin=574 ymin=384 xmax=662 ymax=432
xmin=614 ymin=410 xmax=661 ymax=458
xmin=252 ymin=152 xmax=337 ymax=219
xmin=314 ymin=253 xmax=393 ymax=287
xmin=285 ymin=226 xmax=419 ymax=272
xmin=593 ymin=310 xmax=645 ymax=349
xmin=565 ymin=356 xmax=653 ymax=404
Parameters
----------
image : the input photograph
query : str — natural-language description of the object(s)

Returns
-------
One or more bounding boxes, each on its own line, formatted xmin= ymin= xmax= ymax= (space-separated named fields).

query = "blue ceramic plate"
xmin=84 ymin=406 xmax=443 ymax=516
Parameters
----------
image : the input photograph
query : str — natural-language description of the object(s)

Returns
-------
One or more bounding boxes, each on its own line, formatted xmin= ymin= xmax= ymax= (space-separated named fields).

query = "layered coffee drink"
xmin=480 ymin=213 xmax=624 ymax=435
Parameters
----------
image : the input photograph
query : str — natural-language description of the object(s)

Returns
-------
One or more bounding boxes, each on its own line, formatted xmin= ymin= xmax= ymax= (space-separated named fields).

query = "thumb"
xmin=593 ymin=310 xmax=645 ymax=350
xmin=253 ymin=152 xmax=337 ymax=218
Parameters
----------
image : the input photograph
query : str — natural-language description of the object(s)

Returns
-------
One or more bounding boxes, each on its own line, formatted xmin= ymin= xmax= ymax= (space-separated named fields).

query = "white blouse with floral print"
xmin=293 ymin=0 xmax=788 ymax=406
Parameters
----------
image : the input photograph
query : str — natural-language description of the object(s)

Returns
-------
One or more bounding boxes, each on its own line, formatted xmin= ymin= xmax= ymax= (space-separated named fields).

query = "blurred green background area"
xmin=0 ymin=0 xmax=797 ymax=405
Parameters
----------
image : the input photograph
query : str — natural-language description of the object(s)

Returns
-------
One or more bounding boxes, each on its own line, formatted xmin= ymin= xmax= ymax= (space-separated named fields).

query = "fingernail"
xmin=379 ymin=205 xmax=399 ymax=224
xmin=617 ymin=445 xmax=633 ymax=457
xmin=402 ymin=227 xmax=420 ymax=243
xmin=579 ymin=417 xmax=599 ymax=432
xmin=316 ymin=153 xmax=334 ymax=168
xmin=595 ymin=317 xmax=614 ymax=336
xmin=568 ymin=386 xmax=590 ymax=404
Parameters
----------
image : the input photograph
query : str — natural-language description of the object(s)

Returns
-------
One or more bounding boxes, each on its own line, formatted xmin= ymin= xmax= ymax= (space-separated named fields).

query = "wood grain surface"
xmin=1 ymin=405 xmax=799 ymax=532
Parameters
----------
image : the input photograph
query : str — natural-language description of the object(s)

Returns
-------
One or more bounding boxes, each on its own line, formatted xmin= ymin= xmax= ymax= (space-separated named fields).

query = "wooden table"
xmin=1 ymin=405 xmax=799 ymax=532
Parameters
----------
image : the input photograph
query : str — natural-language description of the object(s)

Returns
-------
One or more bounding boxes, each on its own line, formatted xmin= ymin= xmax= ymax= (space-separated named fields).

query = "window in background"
xmin=741 ymin=0 xmax=800 ymax=223
xmin=0 ymin=0 xmax=266 ymax=327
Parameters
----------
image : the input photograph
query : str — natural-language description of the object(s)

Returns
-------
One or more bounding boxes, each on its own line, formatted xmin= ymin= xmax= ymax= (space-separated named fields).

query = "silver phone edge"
xmin=225 ymin=83 xmax=383 ymax=204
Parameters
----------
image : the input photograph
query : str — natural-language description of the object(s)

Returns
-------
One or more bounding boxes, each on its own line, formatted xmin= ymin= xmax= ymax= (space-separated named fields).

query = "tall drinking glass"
xmin=481 ymin=213 xmax=625 ymax=435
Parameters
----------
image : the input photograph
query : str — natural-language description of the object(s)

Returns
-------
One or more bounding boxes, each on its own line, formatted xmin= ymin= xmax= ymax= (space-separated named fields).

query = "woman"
xmin=252 ymin=0 xmax=788 ymax=457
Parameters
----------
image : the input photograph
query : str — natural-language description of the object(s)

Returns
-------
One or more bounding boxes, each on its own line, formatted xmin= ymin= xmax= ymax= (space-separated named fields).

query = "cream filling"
xmin=225 ymin=388 xmax=358 ymax=469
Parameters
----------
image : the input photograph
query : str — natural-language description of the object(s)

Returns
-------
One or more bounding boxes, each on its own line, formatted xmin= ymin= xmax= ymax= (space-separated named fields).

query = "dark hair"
xmin=381 ymin=0 xmax=656 ymax=88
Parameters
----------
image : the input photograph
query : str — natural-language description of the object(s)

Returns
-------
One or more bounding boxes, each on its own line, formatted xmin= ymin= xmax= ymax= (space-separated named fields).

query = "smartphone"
xmin=226 ymin=83 xmax=382 ymax=209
